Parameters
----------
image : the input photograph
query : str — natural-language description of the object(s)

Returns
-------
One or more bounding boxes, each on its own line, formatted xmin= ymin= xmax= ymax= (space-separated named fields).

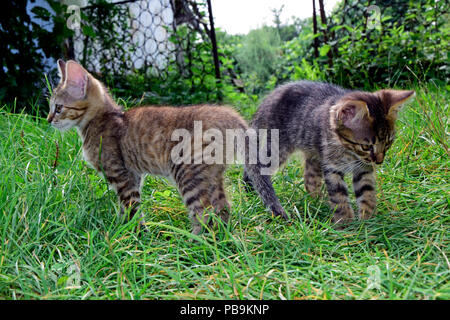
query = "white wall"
xmin=73 ymin=0 xmax=174 ymax=74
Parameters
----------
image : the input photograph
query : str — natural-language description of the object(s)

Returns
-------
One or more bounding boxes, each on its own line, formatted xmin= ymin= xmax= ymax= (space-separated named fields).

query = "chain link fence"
xmin=71 ymin=0 xmax=216 ymax=80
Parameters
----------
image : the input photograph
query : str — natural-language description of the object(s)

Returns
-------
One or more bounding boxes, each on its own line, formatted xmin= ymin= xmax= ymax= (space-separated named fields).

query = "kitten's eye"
xmin=55 ymin=104 xmax=63 ymax=113
xmin=361 ymin=144 xmax=372 ymax=151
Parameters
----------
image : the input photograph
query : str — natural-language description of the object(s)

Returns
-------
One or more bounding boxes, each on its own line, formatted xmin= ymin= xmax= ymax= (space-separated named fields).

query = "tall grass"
xmin=0 ymin=84 xmax=448 ymax=299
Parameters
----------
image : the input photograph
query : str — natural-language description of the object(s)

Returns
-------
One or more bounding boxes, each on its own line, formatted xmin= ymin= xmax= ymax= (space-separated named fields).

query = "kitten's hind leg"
xmin=209 ymin=177 xmax=231 ymax=227
xmin=303 ymin=152 xmax=323 ymax=198
xmin=243 ymin=169 xmax=255 ymax=193
xmin=174 ymin=164 xmax=215 ymax=235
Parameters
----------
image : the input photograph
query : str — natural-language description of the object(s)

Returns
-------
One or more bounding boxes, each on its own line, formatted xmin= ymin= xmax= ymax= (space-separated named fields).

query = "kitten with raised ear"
xmin=244 ymin=80 xmax=415 ymax=226
xmin=47 ymin=59 xmax=287 ymax=234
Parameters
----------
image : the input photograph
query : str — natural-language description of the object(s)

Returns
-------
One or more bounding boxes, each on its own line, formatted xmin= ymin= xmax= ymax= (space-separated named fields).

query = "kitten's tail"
xmin=228 ymin=118 xmax=288 ymax=220
xmin=243 ymin=164 xmax=288 ymax=220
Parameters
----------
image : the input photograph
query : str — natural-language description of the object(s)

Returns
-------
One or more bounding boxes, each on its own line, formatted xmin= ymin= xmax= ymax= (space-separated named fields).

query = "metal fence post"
xmin=206 ymin=0 xmax=222 ymax=101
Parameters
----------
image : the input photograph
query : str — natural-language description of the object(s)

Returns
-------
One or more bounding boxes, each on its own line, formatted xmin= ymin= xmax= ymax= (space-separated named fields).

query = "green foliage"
xmin=271 ymin=5 xmax=306 ymax=42
xmin=323 ymin=0 xmax=449 ymax=88
xmin=109 ymin=24 xmax=226 ymax=106
xmin=228 ymin=0 xmax=449 ymax=95
xmin=0 ymin=0 xmax=72 ymax=111
xmin=303 ymin=0 xmax=449 ymax=88
xmin=1 ymin=0 xmax=236 ymax=113
xmin=234 ymin=26 xmax=282 ymax=94
xmin=83 ymin=2 xmax=235 ymax=107
xmin=2 ymin=0 xmax=448 ymax=115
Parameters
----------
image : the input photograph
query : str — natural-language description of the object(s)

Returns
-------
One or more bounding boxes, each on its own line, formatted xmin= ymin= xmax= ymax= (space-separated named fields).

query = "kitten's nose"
xmin=375 ymin=153 xmax=384 ymax=164
xmin=47 ymin=113 xmax=54 ymax=123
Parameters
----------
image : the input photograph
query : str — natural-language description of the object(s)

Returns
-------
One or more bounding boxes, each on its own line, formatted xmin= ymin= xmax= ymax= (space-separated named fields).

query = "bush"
xmin=235 ymin=0 xmax=449 ymax=93
xmin=234 ymin=26 xmax=282 ymax=94
xmin=0 ymin=0 xmax=71 ymax=112
xmin=303 ymin=0 xmax=449 ymax=88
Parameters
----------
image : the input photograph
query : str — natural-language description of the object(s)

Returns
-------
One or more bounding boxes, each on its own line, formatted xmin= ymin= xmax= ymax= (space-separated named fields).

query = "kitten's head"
xmin=47 ymin=59 xmax=105 ymax=131
xmin=331 ymin=89 xmax=415 ymax=164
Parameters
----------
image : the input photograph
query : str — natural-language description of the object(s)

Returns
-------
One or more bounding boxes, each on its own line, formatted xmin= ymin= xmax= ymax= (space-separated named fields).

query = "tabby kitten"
xmin=244 ymin=81 xmax=415 ymax=225
xmin=47 ymin=59 xmax=265 ymax=234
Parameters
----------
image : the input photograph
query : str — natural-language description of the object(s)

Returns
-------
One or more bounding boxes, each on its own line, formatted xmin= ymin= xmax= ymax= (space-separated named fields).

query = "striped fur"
xmin=47 ymin=60 xmax=249 ymax=234
xmin=244 ymin=81 xmax=414 ymax=226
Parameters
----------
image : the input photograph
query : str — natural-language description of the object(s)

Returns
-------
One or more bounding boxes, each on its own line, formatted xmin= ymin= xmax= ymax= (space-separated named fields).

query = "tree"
xmin=271 ymin=5 xmax=284 ymax=35
xmin=317 ymin=0 xmax=333 ymax=66
xmin=312 ymin=0 xmax=319 ymax=58
xmin=235 ymin=26 xmax=281 ymax=91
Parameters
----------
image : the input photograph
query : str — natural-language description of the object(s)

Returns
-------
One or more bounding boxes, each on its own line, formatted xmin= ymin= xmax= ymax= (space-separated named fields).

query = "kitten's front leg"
xmin=323 ymin=165 xmax=355 ymax=225
xmin=104 ymin=168 xmax=143 ymax=223
xmin=352 ymin=166 xmax=376 ymax=220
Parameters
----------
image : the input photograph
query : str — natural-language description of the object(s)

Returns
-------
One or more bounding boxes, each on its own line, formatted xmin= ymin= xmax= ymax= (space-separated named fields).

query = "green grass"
xmin=0 ymin=84 xmax=448 ymax=300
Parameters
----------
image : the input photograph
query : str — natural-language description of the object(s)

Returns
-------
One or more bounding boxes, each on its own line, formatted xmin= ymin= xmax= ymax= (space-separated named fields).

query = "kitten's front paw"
xmin=359 ymin=209 xmax=376 ymax=220
xmin=305 ymin=181 xmax=323 ymax=198
xmin=332 ymin=216 xmax=353 ymax=229
xmin=306 ymin=188 xmax=325 ymax=199
xmin=331 ymin=207 xmax=355 ymax=228
xmin=135 ymin=218 xmax=149 ymax=234
xmin=357 ymin=197 xmax=376 ymax=220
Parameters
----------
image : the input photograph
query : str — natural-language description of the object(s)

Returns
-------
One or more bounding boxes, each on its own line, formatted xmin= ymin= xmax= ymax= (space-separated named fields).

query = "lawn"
xmin=0 ymin=84 xmax=448 ymax=299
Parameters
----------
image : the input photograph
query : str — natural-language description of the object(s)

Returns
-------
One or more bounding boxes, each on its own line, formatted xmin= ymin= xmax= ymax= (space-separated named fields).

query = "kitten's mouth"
xmin=362 ymin=157 xmax=378 ymax=165
xmin=363 ymin=158 xmax=383 ymax=165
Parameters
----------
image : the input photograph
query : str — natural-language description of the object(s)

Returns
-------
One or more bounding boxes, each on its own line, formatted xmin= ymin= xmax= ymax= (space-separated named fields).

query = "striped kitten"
xmin=244 ymin=81 xmax=415 ymax=226
xmin=47 ymin=60 xmax=283 ymax=234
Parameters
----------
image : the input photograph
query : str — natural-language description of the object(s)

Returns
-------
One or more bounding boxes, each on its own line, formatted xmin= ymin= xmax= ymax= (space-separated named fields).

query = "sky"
xmin=211 ymin=0 xmax=341 ymax=35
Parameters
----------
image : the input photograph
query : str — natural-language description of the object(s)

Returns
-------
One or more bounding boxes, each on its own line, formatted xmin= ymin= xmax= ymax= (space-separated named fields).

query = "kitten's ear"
xmin=337 ymin=100 xmax=371 ymax=129
xmin=378 ymin=89 xmax=415 ymax=119
xmin=64 ymin=60 xmax=88 ymax=99
xmin=57 ymin=59 xmax=66 ymax=83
